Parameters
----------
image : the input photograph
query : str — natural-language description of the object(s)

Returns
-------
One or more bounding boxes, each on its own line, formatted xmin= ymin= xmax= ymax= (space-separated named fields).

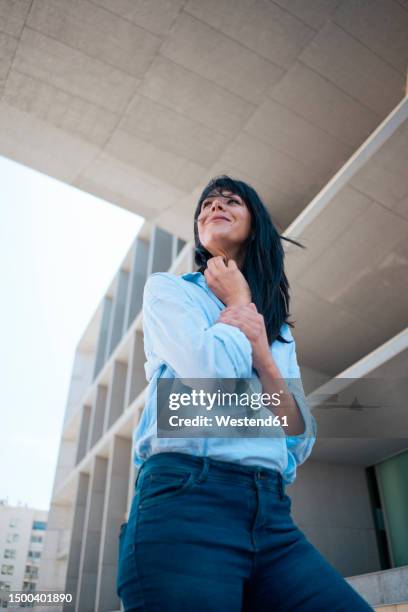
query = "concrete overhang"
xmin=0 ymin=0 xmax=407 ymax=239
xmin=283 ymin=98 xmax=408 ymax=377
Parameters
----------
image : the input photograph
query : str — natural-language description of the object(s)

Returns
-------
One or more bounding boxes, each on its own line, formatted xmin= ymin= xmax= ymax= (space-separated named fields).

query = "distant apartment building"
xmin=0 ymin=500 xmax=48 ymax=606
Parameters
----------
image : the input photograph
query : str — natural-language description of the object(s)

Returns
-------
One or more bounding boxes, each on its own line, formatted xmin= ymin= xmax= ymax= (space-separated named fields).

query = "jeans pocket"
xmin=138 ymin=469 xmax=195 ymax=510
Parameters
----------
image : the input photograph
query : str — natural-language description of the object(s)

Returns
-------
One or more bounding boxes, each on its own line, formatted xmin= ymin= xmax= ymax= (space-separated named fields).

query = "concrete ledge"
xmin=374 ymin=605 xmax=408 ymax=612
xmin=346 ymin=565 xmax=408 ymax=608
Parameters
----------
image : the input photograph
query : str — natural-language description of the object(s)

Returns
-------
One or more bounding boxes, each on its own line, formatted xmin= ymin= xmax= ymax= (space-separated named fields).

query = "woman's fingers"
xmin=226 ymin=259 xmax=238 ymax=271
xmin=218 ymin=311 xmax=254 ymax=334
xmin=220 ymin=304 xmax=258 ymax=321
xmin=208 ymin=253 xmax=229 ymax=269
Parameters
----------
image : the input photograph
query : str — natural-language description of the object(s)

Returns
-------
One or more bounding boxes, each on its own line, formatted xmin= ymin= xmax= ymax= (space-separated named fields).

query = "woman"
xmin=116 ymin=175 xmax=374 ymax=611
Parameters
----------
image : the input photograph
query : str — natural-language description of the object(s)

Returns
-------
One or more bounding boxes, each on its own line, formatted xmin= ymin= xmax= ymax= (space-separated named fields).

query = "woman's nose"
xmin=211 ymin=199 xmax=225 ymax=210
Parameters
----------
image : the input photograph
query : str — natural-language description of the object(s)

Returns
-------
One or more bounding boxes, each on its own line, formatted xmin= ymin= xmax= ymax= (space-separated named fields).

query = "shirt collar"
xmin=181 ymin=271 xmax=205 ymax=284
xmin=180 ymin=271 xmax=225 ymax=310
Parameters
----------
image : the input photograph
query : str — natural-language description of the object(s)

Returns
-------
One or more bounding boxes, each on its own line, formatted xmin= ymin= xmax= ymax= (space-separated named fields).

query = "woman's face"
xmin=196 ymin=189 xmax=252 ymax=261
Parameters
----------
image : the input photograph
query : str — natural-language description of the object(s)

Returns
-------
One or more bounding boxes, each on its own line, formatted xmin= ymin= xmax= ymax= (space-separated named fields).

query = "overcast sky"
xmin=0 ymin=156 xmax=143 ymax=510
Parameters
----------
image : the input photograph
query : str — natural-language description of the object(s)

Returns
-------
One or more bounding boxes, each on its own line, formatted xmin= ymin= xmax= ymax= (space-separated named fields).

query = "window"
xmin=27 ymin=551 xmax=41 ymax=560
xmin=30 ymin=535 xmax=43 ymax=543
xmin=0 ymin=581 xmax=10 ymax=590
xmin=1 ymin=565 xmax=14 ymax=576
xmin=3 ymin=550 xmax=16 ymax=560
xmin=8 ymin=519 xmax=18 ymax=528
xmin=22 ymin=581 xmax=36 ymax=591
xmin=6 ymin=533 xmax=19 ymax=543
xmin=32 ymin=521 xmax=46 ymax=531
xmin=25 ymin=566 xmax=38 ymax=579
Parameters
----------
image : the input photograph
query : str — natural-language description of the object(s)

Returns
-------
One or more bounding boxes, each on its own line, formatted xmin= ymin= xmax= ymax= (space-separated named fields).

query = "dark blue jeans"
xmin=116 ymin=452 xmax=374 ymax=611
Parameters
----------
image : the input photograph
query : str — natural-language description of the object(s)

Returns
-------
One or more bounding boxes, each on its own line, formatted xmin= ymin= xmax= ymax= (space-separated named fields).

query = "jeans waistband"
xmin=137 ymin=452 xmax=284 ymax=496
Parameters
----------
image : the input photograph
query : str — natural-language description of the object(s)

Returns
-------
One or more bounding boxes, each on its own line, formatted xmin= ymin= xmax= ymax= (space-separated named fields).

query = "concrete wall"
xmin=288 ymin=459 xmax=381 ymax=577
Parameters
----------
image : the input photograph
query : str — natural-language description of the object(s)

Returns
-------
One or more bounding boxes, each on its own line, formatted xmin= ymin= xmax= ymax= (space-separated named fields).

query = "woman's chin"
xmin=207 ymin=244 xmax=231 ymax=259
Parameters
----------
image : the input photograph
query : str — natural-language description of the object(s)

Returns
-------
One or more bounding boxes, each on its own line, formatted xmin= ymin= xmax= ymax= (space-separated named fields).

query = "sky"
xmin=0 ymin=156 xmax=144 ymax=510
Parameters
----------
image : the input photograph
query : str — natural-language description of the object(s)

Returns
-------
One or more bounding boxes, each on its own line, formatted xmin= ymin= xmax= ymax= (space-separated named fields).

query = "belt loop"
xmin=278 ymin=472 xmax=284 ymax=500
xmin=196 ymin=457 xmax=210 ymax=483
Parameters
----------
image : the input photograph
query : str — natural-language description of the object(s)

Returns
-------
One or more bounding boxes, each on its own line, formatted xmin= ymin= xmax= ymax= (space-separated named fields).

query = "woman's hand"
xmin=204 ymin=256 xmax=251 ymax=307
xmin=217 ymin=303 xmax=273 ymax=371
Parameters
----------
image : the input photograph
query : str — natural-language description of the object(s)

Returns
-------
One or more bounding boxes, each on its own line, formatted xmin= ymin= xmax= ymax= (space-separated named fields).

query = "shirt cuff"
xmin=285 ymin=377 xmax=317 ymax=440
xmin=212 ymin=322 xmax=253 ymax=379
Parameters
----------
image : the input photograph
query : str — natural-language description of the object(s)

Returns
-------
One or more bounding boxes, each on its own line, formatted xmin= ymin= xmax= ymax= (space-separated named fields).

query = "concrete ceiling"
xmin=1 ymin=0 xmax=408 ymax=239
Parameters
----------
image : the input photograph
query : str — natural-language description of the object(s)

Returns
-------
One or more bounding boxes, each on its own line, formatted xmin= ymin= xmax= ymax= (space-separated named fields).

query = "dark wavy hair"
xmin=193 ymin=175 xmax=306 ymax=345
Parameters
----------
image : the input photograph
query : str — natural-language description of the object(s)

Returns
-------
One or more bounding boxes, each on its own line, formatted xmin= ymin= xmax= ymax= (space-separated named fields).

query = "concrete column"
xmin=106 ymin=269 xmax=129 ymax=359
xmin=87 ymin=386 xmax=108 ymax=452
xmin=63 ymin=473 xmax=89 ymax=611
xmin=172 ymin=236 xmax=186 ymax=261
xmin=124 ymin=237 xmax=149 ymax=331
xmin=177 ymin=237 xmax=186 ymax=255
xmin=52 ymin=438 xmax=77 ymax=492
xmin=93 ymin=296 xmax=113 ymax=380
xmin=76 ymin=456 xmax=108 ymax=612
xmin=147 ymin=225 xmax=173 ymax=275
xmin=103 ymin=361 xmax=128 ymax=433
xmin=75 ymin=405 xmax=91 ymax=465
xmin=124 ymin=331 xmax=146 ymax=409
xmin=64 ymin=349 xmax=94 ymax=426
xmin=95 ymin=436 xmax=132 ymax=612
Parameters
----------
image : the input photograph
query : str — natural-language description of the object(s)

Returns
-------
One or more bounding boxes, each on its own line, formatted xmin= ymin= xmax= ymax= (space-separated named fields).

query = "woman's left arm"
xmin=217 ymin=304 xmax=317 ymax=444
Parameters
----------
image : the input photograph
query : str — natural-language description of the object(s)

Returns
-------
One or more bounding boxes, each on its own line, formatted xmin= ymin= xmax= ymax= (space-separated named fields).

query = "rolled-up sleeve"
xmin=285 ymin=336 xmax=317 ymax=465
xmin=142 ymin=273 xmax=253 ymax=380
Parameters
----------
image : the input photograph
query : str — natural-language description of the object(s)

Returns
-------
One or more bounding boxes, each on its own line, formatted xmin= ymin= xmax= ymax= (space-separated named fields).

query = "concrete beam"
xmin=284 ymin=97 xmax=408 ymax=244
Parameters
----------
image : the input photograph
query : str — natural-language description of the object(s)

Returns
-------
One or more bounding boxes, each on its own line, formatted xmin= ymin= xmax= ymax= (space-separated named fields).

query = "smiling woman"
xmin=116 ymin=174 xmax=374 ymax=612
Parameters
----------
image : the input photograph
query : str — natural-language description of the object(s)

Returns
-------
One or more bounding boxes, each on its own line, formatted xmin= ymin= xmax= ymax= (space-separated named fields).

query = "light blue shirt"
xmin=133 ymin=271 xmax=317 ymax=485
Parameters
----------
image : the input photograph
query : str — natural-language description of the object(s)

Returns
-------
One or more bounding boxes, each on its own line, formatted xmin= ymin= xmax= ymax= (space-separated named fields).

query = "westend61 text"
xmin=168 ymin=414 xmax=288 ymax=428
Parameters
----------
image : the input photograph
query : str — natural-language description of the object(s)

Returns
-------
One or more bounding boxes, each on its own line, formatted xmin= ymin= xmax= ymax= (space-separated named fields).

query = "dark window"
xmin=32 ymin=521 xmax=47 ymax=531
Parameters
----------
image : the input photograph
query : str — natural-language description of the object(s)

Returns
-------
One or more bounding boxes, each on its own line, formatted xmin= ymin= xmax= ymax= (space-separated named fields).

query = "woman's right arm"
xmin=142 ymin=273 xmax=253 ymax=380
